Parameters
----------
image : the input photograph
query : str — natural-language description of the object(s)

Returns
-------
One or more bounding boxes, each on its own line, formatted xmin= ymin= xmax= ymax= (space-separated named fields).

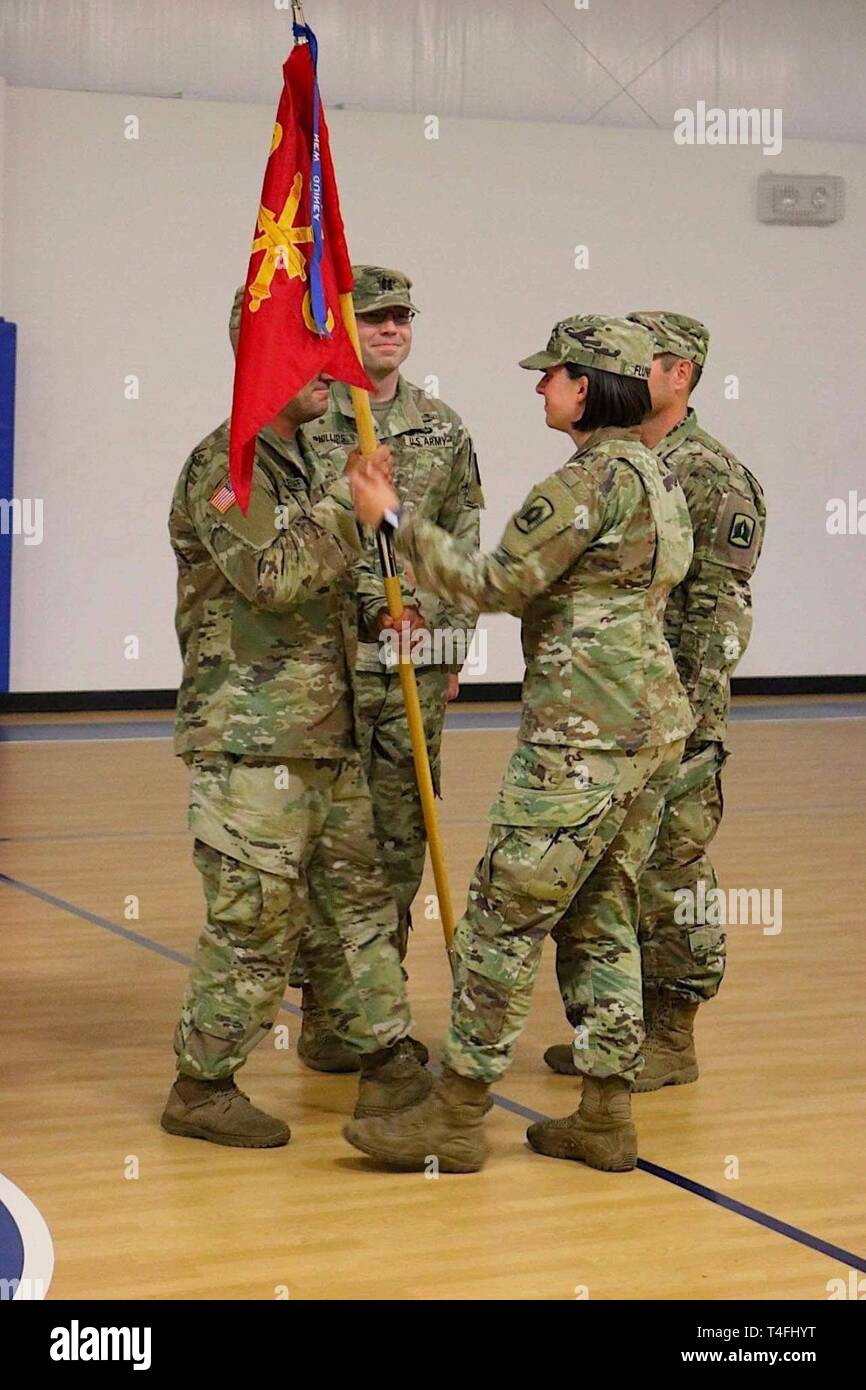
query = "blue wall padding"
xmin=0 ymin=318 xmax=17 ymax=692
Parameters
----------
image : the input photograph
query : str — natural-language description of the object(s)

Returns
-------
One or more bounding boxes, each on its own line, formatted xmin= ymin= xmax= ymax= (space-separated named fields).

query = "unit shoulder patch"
xmin=708 ymin=488 xmax=762 ymax=573
xmin=514 ymin=495 xmax=555 ymax=534
xmin=728 ymin=512 xmax=756 ymax=548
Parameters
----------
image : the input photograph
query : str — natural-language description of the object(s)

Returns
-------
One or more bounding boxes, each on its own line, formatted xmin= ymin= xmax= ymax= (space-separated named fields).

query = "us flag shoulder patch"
xmin=209 ymin=478 xmax=236 ymax=514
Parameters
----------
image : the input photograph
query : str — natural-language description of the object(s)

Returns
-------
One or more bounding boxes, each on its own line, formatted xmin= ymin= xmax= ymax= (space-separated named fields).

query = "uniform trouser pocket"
xmin=443 ymin=821 xmax=597 ymax=1081
xmin=550 ymin=742 xmax=683 ymax=1079
xmin=174 ymin=840 xmax=303 ymax=1079
xmin=638 ymin=742 xmax=727 ymax=998
xmin=442 ymin=744 xmax=679 ymax=1083
xmin=302 ymin=760 xmax=409 ymax=1053
xmin=639 ymin=903 xmax=726 ymax=997
xmin=647 ymin=742 xmax=726 ymax=870
xmin=188 ymin=754 xmax=306 ymax=878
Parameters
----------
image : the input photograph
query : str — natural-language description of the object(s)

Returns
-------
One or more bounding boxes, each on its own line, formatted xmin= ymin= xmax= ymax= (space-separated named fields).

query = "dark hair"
xmin=658 ymin=352 xmax=703 ymax=394
xmin=565 ymin=363 xmax=651 ymax=430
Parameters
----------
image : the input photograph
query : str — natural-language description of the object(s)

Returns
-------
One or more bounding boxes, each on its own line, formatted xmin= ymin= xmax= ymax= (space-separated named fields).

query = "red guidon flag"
xmin=229 ymin=27 xmax=370 ymax=512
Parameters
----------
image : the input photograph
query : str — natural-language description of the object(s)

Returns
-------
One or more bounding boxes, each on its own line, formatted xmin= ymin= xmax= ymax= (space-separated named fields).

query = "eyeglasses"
xmin=359 ymin=308 xmax=415 ymax=326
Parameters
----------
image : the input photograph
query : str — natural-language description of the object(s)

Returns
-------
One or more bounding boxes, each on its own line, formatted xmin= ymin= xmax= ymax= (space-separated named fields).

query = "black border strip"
xmin=0 ymin=689 xmax=178 ymax=714
xmin=1 ymin=675 xmax=866 ymax=714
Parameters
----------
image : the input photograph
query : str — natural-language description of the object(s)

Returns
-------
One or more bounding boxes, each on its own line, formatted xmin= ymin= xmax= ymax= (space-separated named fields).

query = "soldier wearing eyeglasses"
xmin=293 ymin=265 xmax=485 ymax=1071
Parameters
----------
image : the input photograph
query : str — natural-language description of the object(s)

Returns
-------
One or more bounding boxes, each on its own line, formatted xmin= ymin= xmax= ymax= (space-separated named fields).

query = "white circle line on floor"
xmin=0 ymin=1172 xmax=54 ymax=1300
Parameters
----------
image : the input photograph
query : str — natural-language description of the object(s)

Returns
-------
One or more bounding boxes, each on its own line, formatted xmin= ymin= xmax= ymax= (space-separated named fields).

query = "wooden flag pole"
xmin=340 ymin=292 xmax=457 ymax=957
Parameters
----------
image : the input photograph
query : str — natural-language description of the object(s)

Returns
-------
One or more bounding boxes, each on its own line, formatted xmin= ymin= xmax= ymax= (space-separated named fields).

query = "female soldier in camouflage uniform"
xmin=544 ymin=312 xmax=766 ymax=1091
xmin=343 ymin=315 xmax=694 ymax=1174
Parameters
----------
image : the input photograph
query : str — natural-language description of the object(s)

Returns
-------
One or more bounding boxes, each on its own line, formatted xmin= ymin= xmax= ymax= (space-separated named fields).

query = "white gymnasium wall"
xmin=2 ymin=84 xmax=865 ymax=690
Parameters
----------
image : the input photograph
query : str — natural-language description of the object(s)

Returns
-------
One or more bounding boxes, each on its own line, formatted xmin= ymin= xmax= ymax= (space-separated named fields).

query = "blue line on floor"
xmin=0 ymin=831 xmax=190 ymax=844
xmin=448 ymin=701 xmax=866 ymax=728
xmin=487 ymin=1086 xmax=866 ymax=1273
xmin=0 ymin=873 xmax=191 ymax=967
xmin=717 ymin=700 xmax=865 ymax=723
xmin=0 ymin=871 xmax=301 ymax=1013
xmin=2 ymin=700 xmax=866 ymax=743
xmin=1 ymin=869 xmax=863 ymax=1273
xmin=0 ymin=721 xmax=173 ymax=742
xmin=634 ymin=1158 xmax=866 ymax=1274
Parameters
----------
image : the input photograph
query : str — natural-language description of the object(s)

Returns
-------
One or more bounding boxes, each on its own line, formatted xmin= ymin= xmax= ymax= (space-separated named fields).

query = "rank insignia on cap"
xmin=728 ymin=513 xmax=755 ymax=548
xmin=209 ymin=478 xmax=236 ymax=514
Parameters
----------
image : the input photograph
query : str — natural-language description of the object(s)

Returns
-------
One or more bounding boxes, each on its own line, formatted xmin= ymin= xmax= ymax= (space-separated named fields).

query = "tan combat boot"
xmin=297 ymin=984 xmax=361 ymax=1073
xmin=543 ymin=987 xmax=662 ymax=1076
xmin=353 ymin=1037 xmax=433 ymax=1118
xmin=345 ymin=1066 xmax=490 ymax=1172
xmin=642 ymin=980 xmax=661 ymax=1032
xmin=634 ymin=993 xmax=699 ymax=1092
xmin=161 ymin=1074 xmax=290 ymax=1148
xmin=297 ymin=984 xmax=430 ymax=1074
xmin=542 ymin=1041 xmax=578 ymax=1075
xmin=526 ymin=1075 xmax=637 ymax=1171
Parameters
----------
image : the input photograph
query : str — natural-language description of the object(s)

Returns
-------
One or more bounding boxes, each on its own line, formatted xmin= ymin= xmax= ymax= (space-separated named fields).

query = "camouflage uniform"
xmin=556 ymin=314 xmax=766 ymax=1009
xmin=390 ymin=317 xmax=694 ymax=1085
xmin=169 ymin=417 xmax=410 ymax=1080
xmin=303 ymin=267 xmax=484 ymax=958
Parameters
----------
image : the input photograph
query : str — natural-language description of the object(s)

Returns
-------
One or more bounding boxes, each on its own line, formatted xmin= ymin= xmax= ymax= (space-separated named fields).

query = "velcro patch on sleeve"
xmin=469 ymin=447 xmax=485 ymax=505
xmin=502 ymin=471 xmax=593 ymax=559
xmin=209 ymin=478 xmax=236 ymax=514
xmin=514 ymin=494 xmax=555 ymax=534
xmin=211 ymin=476 xmax=288 ymax=551
xmin=708 ymin=488 xmax=762 ymax=573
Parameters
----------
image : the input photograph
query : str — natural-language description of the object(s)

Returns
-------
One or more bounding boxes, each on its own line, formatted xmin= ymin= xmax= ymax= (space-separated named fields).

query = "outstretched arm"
xmin=351 ymin=462 xmax=602 ymax=618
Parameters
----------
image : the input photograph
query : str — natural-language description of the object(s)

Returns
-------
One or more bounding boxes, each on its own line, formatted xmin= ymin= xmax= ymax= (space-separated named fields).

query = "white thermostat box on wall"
xmin=757 ymin=173 xmax=844 ymax=224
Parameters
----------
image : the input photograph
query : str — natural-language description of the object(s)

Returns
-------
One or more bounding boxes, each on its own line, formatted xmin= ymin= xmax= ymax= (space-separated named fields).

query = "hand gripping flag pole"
xmin=293 ymin=7 xmax=457 ymax=959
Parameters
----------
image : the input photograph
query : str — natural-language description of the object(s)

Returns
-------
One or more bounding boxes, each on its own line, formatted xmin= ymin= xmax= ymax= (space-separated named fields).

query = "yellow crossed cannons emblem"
xmin=246 ymin=123 xmax=335 ymax=333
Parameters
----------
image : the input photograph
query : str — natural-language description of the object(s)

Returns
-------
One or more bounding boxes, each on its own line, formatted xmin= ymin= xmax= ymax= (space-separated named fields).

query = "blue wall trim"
xmin=0 ymin=318 xmax=17 ymax=693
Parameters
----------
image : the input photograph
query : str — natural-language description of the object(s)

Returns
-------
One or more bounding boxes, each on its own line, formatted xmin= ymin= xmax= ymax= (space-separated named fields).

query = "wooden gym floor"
xmin=1 ymin=697 xmax=864 ymax=1301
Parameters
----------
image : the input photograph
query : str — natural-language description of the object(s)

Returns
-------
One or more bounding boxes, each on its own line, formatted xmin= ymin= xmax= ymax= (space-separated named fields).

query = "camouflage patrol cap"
xmin=352 ymin=265 xmax=418 ymax=315
xmin=229 ymin=284 xmax=245 ymax=336
xmin=519 ymin=314 xmax=653 ymax=380
xmin=627 ymin=311 xmax=710 ymax=368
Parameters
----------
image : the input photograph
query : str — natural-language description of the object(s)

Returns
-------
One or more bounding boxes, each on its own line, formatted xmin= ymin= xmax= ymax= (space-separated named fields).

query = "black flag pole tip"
xmin=292 ymin=1 xmax=308 ymax=32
